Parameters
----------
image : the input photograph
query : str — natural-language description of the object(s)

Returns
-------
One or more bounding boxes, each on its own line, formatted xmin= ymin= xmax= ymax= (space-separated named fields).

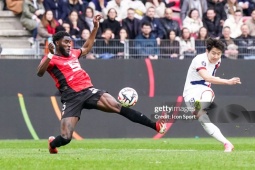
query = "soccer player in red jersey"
xmin=37 ymin=15 xmax=166 ymax=154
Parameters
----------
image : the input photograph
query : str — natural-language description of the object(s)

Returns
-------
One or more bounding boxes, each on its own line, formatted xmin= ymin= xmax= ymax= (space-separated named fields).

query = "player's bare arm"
xmin=80 ymin=15 xmax=102 ymax=56
xmin=198 ymin=69 xmax=241 ymax=85
xmin=37 ymin=43 xmax=55 ymax=77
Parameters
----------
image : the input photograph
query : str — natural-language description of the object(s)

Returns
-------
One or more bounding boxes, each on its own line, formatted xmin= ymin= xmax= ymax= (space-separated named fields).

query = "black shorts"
xmin=61 ymin=87 xmax=106 ymax=119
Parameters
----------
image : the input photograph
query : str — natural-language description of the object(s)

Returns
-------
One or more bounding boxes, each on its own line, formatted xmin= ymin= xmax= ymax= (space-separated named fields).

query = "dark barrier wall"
xmin=0 ymin=59 xmax=255 ymax=139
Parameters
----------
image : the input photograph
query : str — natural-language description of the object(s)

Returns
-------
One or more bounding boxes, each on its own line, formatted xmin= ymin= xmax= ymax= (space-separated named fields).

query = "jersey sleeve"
xmin=193 ymin=57 xmax=207 ymax=72
xmin=71 ymin=49 xmax=82 ymax=59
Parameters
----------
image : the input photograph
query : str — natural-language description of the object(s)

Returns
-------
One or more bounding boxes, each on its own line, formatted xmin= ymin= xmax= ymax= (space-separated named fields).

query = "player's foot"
xmin=224 ymin=143 xmax=234 ymax=152
xmin=155 ymin=113 xmax=167 ymax=134
xmin=48 ymin=136 xmax=58 ymax=154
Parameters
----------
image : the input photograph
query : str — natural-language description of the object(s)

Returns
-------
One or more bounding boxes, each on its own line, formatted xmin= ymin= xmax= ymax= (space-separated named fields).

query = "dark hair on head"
xmin=53 ymin=31 xmax=70 ymax=45
xmin=206 ymin=37 xmax=225 ymax=53
xmin=103 ymin=28 xmax=113 ymax=33
xmin=55 ymin=25 xmax=66 ymax=33
xmin=235 ymin=9 xmax=242 ymax=13
xmin=188 ymin=8 xmax=199 ymax=18
xmin=206 ymin=8 xmax=215 ymax=13
xmin=181 ymin=27 xmax=190 ymax=39
xmin=127 ymin=8 xmax=135 ymax=11
xmin=84 ymin=6 xmax=94 ymax=16
xmin=141 ymin=21 xmax=151 ymax=28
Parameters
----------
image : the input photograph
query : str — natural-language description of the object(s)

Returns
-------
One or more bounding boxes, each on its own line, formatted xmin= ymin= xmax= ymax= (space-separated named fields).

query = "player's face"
xmin=207 ymin=47 xmax=222 ymax=64
xmin=58 ymin=36 xmax=72 ymax=57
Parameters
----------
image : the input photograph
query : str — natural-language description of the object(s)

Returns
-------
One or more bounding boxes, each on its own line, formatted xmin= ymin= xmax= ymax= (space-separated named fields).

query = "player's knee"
xmin=110 ymin=101 xmax=122 ymax=113
xmin=200 ymin=90 xmax=214 ymax=103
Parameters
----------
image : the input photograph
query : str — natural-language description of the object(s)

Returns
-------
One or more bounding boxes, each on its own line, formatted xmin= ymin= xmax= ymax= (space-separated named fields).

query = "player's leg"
xmin=48 ymin=99 xmax=83 ymax=154
xmin=95 ymin=92 xmax=166 ymax=134
xmin=186 ymin=87 xmax=234 ymax=152
xmin=49 ymin=117 xmax=79 ymax=152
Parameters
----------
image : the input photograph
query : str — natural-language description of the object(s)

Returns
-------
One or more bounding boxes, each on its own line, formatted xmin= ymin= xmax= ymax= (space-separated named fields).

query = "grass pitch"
xmin=0 ymin=138 xmax=254 ymax=170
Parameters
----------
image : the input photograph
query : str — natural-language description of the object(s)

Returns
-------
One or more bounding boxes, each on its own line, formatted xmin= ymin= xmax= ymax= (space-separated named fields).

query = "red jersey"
xmin=44 ymin=49 xmax=93 ymax=93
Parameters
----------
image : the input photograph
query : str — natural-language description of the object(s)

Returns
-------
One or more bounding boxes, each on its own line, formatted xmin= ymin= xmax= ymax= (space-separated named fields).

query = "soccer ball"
xmin=118 ymin=87 xmax=138 ymax=107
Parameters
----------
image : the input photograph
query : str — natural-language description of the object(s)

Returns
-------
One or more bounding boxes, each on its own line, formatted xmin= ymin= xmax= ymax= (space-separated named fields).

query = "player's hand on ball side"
xmin=227 ymin=77 xmax=241 ymax=85
xmin=93 ymin=15 xmax=102 ymax=28
xmin=48 ymin=42 xmax=55 ymax=54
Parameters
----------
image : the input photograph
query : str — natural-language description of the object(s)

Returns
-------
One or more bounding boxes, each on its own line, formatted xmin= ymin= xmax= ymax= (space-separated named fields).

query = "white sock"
xmin=198 ymin=114 xmax=230 ymax=144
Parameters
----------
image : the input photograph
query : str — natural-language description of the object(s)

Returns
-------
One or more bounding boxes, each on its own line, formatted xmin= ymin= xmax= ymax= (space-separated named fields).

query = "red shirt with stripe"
xmin=43 ymin=49 xmax=93 ymax=93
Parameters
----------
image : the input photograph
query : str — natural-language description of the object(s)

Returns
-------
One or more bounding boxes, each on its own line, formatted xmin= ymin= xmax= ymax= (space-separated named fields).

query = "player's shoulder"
xmin=70 ymin=49 xmax=82 ymax=58
xmin=192 ymin=53 xmax=207 ymax=63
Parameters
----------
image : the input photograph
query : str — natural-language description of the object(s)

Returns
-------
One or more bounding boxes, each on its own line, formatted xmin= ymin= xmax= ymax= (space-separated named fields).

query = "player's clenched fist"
xmin=48 ymin=42 xmax=55 ymax=54
xmin=93 ymin=15 xmax=102 ymax=29
xmin=227 ymin=77 xmax=241 ymax=85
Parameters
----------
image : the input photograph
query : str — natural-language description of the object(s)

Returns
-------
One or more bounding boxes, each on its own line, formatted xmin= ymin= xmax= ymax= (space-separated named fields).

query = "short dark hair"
xmin=53 ymin=31 xmax=70 ymax=45
xmin=141 ymin=22 xmax=151 ymax=28
xmin=206 ymin=37 xmax=225 ymax=53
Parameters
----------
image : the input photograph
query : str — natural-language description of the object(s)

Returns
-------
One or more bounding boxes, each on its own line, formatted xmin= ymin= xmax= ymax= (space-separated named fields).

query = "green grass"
xmin=0 ymin=138 xmax=254 ymax=170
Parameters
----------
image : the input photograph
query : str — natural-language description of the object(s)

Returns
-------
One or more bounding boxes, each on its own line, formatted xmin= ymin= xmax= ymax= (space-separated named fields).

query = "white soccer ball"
xmin=118 ymin=87 xmax=138 ymax=107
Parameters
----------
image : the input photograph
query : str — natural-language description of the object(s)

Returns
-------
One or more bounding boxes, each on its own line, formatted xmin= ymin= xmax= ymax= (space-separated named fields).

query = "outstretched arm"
xmin=198 ymin=69 xmax=241 ymax=85
xmin=37 ymin=43 xmax=55 ymax=77
xmin=80 ymin=15 xmax=102 ymax=57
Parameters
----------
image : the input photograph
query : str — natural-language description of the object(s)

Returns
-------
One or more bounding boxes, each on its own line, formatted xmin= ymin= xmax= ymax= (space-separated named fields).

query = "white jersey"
xmin=183 ymin=53 xmax=221 ymax=97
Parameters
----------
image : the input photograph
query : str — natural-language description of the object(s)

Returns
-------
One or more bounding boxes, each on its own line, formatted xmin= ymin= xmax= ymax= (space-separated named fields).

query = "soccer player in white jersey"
xmin=183 ymin=38 xmax=241 ymax=152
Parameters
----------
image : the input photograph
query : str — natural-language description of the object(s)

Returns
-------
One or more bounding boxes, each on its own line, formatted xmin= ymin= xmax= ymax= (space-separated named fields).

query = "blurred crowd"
xmin=3 ymin=0 xmax=255 ymax=59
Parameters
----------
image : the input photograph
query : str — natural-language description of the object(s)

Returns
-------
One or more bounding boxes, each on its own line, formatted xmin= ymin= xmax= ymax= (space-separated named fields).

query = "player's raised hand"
xmin=48 ymin=42 xmax=55 ymax=54
xmin=93 ymin=15 xmax=102 ymax=29
xmin=227 ymin=77 xmax=241 ymax=85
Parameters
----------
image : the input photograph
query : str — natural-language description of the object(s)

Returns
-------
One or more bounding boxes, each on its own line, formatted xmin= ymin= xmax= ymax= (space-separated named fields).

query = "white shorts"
xmin=184 ymin=86 xmax=215 ymax=111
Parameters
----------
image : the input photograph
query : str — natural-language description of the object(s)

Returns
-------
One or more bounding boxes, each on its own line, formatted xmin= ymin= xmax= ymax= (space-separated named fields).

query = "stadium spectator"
xmin=113 ymin=28 xmax=129 ymax=58
xmin=160 ymin=30 xmax=180 ymax=59
xmin=38 ymin=10 xmax=59 ymax=39
xmin=101 ymin=8 xmax=121 ymax=39
xmin=207 ymin=0 xmax=227 ymax=26
xmin=223 ymin=10 xmax=243 ymax=38
xmin=245 ymin=9 xmax=255 ymax=36
xmin=238 ymin=0 xmax=255 ymax=16
xmin=235 ymin=24 xmax=255 ymax=59
xmin=6 ymin=0 xmax=23 ymax=15
xmin=65 ymin=10 xmax=89 ymax=40
xmin=202 ymin=8 xmax=222 ymax=38
xmin=220 ymin=26 xmax=238 ymax=59
xmin=88 ymin=0 xmax=107 ymax=16
xmin=67 ymin=0 xmax=84 ymax=14
xmin=179 ymin=27 xmax=196 ymax=59
xmin=160 ymin=8 xmax=181 ymax=38
xmin=181 ymin=0 xmax=207 ymax=21
xmin=43 ymin=0 xmax=68 ymax=25
xmin=183 ymin=8 xmax=203 ymax=39
xmin=62 ymin=22 xmax=71 ymax=34
xmin=224 ymin=0 xmax=242 ymax=19
xmin=122 ymin=8 xmax=141 ymax=39
xmin=103 ymin=0 xmax=130 ymax=22
xmin=20 ymin=0 xmax=45 ymax=47
xmin=195 ymin=26 xmax=208 ymax=54
xmin=81 ymin=6 xmax=94 ymax=32
xmin=128 ymin=0 xmax=146 ymax=20
xmin=134 ymin=22 xmax=159 ymax=59
xmin=94 ymin=28 xmax=123 ymax=59
xmin=145 ymin=0 xmax=166 ymax=18
xmin=76 ymin=28 xmax=96 ymax=59
xmin=140 ymin=7 xmax=164 ymax=44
